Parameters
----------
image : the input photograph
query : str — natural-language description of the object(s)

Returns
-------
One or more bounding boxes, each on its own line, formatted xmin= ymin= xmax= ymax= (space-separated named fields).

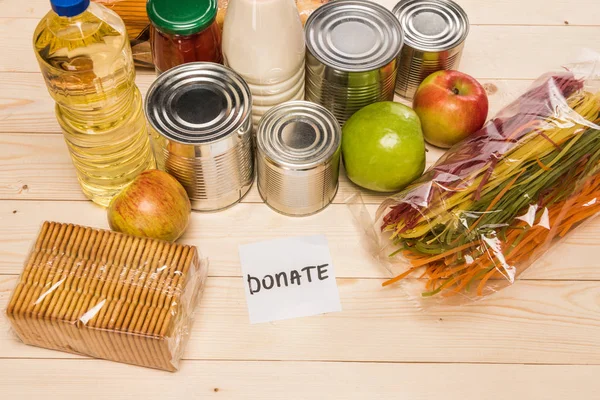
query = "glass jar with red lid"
xmin=147 ymin=0 xmax=222 ymax=74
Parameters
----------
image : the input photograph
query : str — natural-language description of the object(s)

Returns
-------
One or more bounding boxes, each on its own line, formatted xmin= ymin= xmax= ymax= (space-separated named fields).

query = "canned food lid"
xmin=145 ymin=62 xmax=251 ymax=145
xmin=305 ymin=0 xmax=403 ymax=72
xmin=257 ymin=101 xmax=341 ymax=169
xmin=393 ymin=0 xmax=469 ymax=52
xmin=147 ymin=0 xmax=217 ymax=36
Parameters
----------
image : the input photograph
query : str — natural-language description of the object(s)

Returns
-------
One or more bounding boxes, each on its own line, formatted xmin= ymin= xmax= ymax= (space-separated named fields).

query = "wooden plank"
xmin=0 ymin=134 xmax=81 ymax=200
xmin=1 ymin=19 xmax=598 ymax=77
xmin=0 ymin=200 xmax=599 ymax=280
xmin=0 ymin=359 xmax=599 ymax=400
xmin=0 ymin=77 xmax=528 ymax=205
xmin=0 ymin=200 xmax=386 ymax=278
xmin=457 ymin=0 xmax=598 ymax=26
xmin=0 ymin=71 xmax=155 ymax=133
xmin=3 ymin=0 xmax=599 ymax=26
xmin=0 ymin=72 xmax=530 ymax=134
xmin=0 ymin=68 xmax=526 ymax=203
xmin=0 ymin=132 xmax=435 ymax=204
xmin=1 ymin=275 xmax=599 ymax=363
xmin=0 ymin=0 xmax=599 ymax=397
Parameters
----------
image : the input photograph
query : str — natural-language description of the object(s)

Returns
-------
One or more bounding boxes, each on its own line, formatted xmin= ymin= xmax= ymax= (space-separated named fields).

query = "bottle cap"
xmin=50 ymin=0 xmax=90 ymax=17
xmin=147 ymin=0 xmax=217 ymax=36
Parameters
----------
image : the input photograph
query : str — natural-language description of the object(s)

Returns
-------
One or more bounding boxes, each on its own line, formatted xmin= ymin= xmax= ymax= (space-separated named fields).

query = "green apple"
xmin=342 ymin=102 xmax=426 ymax=192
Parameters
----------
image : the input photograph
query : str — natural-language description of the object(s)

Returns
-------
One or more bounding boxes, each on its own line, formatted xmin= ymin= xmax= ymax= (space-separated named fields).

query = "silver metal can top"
xmin=145 ymin=62 xmax=251 ymax=144
xmin=304 ymin=0 xmax=403 ymax=72
xmin=393 ymin=0 xmax=469 ymax=52
xmin=257 ymin=101 xmax=341 ymax=169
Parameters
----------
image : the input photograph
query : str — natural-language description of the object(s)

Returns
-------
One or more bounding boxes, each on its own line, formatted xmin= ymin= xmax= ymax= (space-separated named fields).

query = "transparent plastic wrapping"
xmin=357 ymin=58 xmax=600 ymax=306
xmin=94 ymin=0 xmax=153 ymax=68
xmin=6 ymin=222 xmax=208 ymax=371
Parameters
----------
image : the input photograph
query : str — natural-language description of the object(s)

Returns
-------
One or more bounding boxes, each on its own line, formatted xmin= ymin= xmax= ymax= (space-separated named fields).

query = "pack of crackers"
xmin=6 ymin=221 xmax=208 ymax=371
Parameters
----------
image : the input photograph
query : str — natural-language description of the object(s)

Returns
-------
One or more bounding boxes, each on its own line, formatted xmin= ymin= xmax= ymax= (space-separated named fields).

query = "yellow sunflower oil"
xmin=33 ymin=0 xmax=155 ymax=206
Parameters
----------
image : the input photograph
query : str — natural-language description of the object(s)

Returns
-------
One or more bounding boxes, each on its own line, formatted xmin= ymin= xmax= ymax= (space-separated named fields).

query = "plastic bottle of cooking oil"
xmin=33 ymin=0 xmax=155 ymax=206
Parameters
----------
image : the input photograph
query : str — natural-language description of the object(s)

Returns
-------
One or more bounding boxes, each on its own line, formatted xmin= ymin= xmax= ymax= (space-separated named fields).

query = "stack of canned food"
xmin=144 ymin=0 xmax=469 ymax=217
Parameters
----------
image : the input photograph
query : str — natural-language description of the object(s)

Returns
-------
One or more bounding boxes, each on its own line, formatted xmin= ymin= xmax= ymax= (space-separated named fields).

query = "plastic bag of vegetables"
xmin=358 ymin=58 xmax=600 ymax=305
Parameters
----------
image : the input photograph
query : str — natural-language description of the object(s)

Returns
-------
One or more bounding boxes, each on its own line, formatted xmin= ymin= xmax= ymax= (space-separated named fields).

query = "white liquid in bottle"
xmin=222 ymin=0 xmax=306 ymax=126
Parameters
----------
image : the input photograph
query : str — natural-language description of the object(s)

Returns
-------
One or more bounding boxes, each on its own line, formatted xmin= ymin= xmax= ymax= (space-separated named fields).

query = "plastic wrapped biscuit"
xmin=6 ymin=221 xmax=208 ymax=372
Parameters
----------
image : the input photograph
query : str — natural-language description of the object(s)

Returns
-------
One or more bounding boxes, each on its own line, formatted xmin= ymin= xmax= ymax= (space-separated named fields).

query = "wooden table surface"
xmin=1 ymin=0 xmax=600 ymax=398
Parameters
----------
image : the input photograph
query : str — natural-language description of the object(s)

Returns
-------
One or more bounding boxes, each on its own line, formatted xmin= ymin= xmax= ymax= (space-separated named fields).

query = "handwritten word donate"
xmin=239 ymin=235 xmax=342 ymax=324
xmin=247 ymin=264 xmax=330 ymax=295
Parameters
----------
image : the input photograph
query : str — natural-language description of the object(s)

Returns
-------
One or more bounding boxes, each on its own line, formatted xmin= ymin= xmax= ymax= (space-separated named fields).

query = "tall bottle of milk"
xmin=222 ymin=0 xmax=306 ymax=128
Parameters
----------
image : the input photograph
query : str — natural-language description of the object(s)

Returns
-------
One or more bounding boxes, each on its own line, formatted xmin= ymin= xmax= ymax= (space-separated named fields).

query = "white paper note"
xmin=238 ymin=235 xmax=342 ymax=324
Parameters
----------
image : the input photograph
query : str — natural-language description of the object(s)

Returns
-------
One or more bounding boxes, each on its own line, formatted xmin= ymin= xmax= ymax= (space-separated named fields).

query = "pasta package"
xmin=357 ymin=58 xmax=600 ymax=305
xmin=6 ymin=222 xmax=208 ymax=371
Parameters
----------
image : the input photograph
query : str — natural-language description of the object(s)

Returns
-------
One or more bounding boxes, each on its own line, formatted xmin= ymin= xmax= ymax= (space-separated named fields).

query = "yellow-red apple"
xmin=107 ymin=170 xmax=191 ymax=242
xmin=413 ymin=70 xmax=488 ymax=148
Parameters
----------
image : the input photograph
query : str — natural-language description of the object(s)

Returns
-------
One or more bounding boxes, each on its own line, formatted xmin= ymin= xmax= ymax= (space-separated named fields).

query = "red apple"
xmin=108 ymin=170 xmax=191 ymax=242
xmin=413 ymin=70 xmax=488 ymax=148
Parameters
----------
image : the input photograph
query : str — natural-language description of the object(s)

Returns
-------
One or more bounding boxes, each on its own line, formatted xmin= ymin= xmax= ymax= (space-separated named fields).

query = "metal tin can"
xmin=256 ymin=101 xmax=341 ymax=216
xmin=304 ymin=0 xmax=403 ymax=125
xmin=393 ymin=0 xmax=469 ymax=99
xmin=145 ymin=62 xmax=254 ymax=212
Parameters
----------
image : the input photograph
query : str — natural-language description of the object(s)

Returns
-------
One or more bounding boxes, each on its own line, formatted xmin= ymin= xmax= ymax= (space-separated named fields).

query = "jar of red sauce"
xmin=147 ymin=0 xmax=222 ymax=74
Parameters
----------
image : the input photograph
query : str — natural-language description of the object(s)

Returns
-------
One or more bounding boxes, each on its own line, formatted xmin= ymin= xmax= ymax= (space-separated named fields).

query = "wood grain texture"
xmin=1 ymin=0 xmax=600 ymax=395
xmin=2 ymin=19 xmax=599 ymax=76
xmin=3 ymin=0 xmax=600 ymax=26
xmin=0 ymin=72 xmax=154 ymax=133
xmin=1 ymin=275 xmax=599 ymax=363
xmin=0 ymin=76 xmax=529 ymax=206
xmin=0 ymin=73 xmax=532 ymax=133
xmin=0 ymin=200 xmax=599 ymax=280
xmin=0 ymin=359 xmax=599 ymax=400
xmin=0 ymin=132 xmax=436 ymax=204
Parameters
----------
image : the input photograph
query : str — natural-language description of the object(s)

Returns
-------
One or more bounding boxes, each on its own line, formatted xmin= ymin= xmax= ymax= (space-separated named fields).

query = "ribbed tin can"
xmin=145 ymin=62 xmax=254 ymax=212
xmin=304 ymin=0 xmax=403 ymax=125
xmin=393 ymin=0 xmax=469 ymax=99
xmin=256 ymin=101 xmax=341 ymax=216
